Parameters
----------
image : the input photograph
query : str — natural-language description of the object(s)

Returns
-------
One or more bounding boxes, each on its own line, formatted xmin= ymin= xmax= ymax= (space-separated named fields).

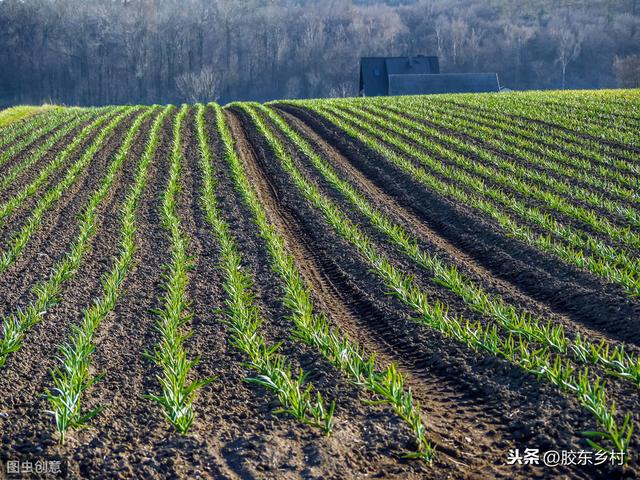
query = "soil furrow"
xmin=414 ymin=102 xmax=640 ymax=180
xmin=260 ymin=108 xmax=520 ymax=342
xmin=0 ymin=112 xmax=154 ymax=467
xmin=374 ymin=104 xmax=640 ymax=223
xmin=49 ymin=110 xmax=182 ymax=479
xmin=0 ymin=111 xmax=114 ymax=227
xmin=183 ymin=107 xmax=422 ymax=479
xmin=268 ymin=107 xmax=640 ymax=431
xmin=444 ymin=101 xmax=640 ymax=158
xmin=277 ymin=105 xmax=640 ymax=348
xmin=0 ymin=112 xmax=64 ymax=160
xmin=336 ymin=105 xmax=640 ymax=259
xmin=0 ymin=112 xmax=138 ymax=319
xmin=0 ymin=113 xmax=71 ymax=176
xmin=0 ymin=96 xmax=637 ymax=479
xmin=40 ymin=109 xmax=240 ymax=479
xmin=0 ymin=112 xmax=97 ymax=197
xmin=227 ymin=108 xmax=610 ymax=479
xmin=273 ymin=109 xmax=639 ymax=361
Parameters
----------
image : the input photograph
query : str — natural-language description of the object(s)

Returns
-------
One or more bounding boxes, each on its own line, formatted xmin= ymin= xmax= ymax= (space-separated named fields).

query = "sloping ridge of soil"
xmin=273 ymin=108 xmax=640 ymax=364
xmin=275 ymin=104 xmax=640 ymax=348
xmin=0 ymin=111 xmax=138 ymax=319
xmin=371 ymin=103 xmax=640 ymax=225
xmin=226 ymin=108 xmax=611 ymax=480
xmin=43 ymin=109 xmax=223 ymax=480
xmin=0 ymin=110 xmax=155 ymax=469
xmin=441 ymin=100 xmax=640 ymax=158
xmin=347 ymin=104 xmax=640 ymax=259
xmin=182 ymin=108 xmax=414 ymax=480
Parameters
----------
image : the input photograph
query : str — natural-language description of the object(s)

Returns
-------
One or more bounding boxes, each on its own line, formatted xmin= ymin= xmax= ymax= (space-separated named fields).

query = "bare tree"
xmin=614 ymin=54 xmax=640 ymax=87
xmin=504 ymin=23 xmax=536 ymax=85
xmin=551 ymin=18 xmax=584 ymax=89
xmin=450 ymin=18 xmax=468 ymax=67
xmin=435 ymin=17 xmax=446 ymax=61
xmin=175 ymin=66 xmax=222 ymax=103
xmin=328 ymin=82 xmax=354 ymax=98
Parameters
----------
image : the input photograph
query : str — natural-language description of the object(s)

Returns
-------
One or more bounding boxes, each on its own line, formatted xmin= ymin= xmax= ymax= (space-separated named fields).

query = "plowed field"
xmin=0 ymin=90 xmax=639 ymax=479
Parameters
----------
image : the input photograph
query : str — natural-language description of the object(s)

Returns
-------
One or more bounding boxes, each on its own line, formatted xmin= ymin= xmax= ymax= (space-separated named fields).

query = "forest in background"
xmin=0 ymin=0 xmax=639 ymax=106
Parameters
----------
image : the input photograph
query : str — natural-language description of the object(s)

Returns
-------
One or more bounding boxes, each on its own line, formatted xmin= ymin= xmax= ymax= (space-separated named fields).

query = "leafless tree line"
xmin=0 ymin=0 xmax=638 ymax=106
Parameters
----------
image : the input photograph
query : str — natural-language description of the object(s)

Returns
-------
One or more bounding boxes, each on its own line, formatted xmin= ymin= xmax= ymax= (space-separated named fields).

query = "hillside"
xmin=0 ymin=90 xmax=638 ymax=478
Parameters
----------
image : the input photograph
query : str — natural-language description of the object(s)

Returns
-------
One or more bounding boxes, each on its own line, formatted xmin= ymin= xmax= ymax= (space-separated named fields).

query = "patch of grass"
xmin=0 ymin=105 xmax=58 ymax=128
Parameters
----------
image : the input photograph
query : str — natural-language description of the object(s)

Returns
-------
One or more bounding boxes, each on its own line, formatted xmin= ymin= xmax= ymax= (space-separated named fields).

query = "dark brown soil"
xmin=0 ymin=111 xmax=97 ymax=195
xmin=0 ymin=102 xmax=637 ymax=480
xmin=0 ymin=110 xmax=156 ymax=471
xmin=0 ymin=111 xmax=115 ymax=222
xmin=373 ymin=103 xmax=640 ymax=224
xmin=333 ymin=104 xmax=640 ymax=259
xmin=0 ymin=110 xmax=139 ymax=319
xmin=0 ymin=112 xmax=63 ymax=160
xmin=276 ymin=105 xmax=640 ymax=349
xmin=273 ymin=109 xmax=640 ymax=364
xmin=179 ymin=107 xmax=430 ymax=480
xmin=228 ymin=107 xmax=633 ymax=479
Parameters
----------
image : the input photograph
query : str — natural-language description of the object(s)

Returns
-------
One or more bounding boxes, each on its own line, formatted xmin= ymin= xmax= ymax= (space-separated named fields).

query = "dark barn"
xmin=359 ymin=56 xmax=500 ymax=96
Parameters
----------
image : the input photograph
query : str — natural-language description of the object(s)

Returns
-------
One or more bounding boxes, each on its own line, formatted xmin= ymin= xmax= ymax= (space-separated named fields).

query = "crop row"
xmin=0 ymin=108 xmax=85 ymax=170
xmin=0 ymin=107 xmax=69 ymax=153
xmin=144 ymin=105 xmax=214 ymax=433
xmin=0 ymin=109 xmax=97 ymax=194
xmin=226 ymin=103 xmax=434 ymax=462
xmin=423 ymin=97 xmax=640 ymax=176
xmin=486 ymin=94 xmax=640 ymax=144
xmin=44 ymin=105 xmax=166 ymax=442
xmin=360 ymin=103 xmax=640 ymax=252
xmin=511 ymin=94 xmax=639 ymax=127
xmin=263 ymin=104 xmax=640 ymax=388
xmin=307 ymin=103 xmax=640 ymax=297
xmin=497 ymin=92 xmax=639 ymax=144
xmin=0 ymin=107 xmax=140 ymax=368
xmin=198 ymin=104 xmax=334 ymax=432
xmin=0 ymin=108 xmax=137 ymax=274
xmin=268 ymin=101 xmax=634 ymax=455
xmin=380 ymin=99 xmax=640 ymax=199
xmin=337 ymin=102 xmax=640 ymax=255
xmin=526 ymin=95 xmax=640 ymax=127
xmin=439 ymin=94 xmax=639 ymax=157
xmin=380 ymin=97 xmax=640 ymax=199
xmin=0 ymin=107 xmax=126 ymax=232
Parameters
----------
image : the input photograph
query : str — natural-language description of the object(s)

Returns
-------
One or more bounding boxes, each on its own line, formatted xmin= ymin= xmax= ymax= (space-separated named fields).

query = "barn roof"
xmin=359 ymin=56 xmax=439 ymax=96
xmin=384 ymin=56 xmax=438 ymax=76
xmin=387 ymin=73 xmax=500 ymax=95
xmin=359 ymin=58 xmax=387 ymax=97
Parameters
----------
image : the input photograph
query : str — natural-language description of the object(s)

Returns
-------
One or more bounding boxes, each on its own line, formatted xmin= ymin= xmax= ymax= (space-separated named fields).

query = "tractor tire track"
xmin=180 ymin=108 xmax=390 ymax=480
xmin=277 ymin=105 xmax=640 ymax=348
xmin=218 ymin=108 xmax=439 ymax=479
xmin=228 ymin=108 xmax=607 ymax=480
xmin=274 ymin=108 xmax=640 ymax=362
